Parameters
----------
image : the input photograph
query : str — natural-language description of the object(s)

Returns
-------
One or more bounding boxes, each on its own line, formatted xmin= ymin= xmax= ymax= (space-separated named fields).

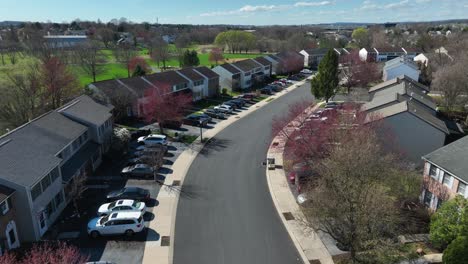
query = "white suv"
xmin=97 ymin=199 xmax=146 ymax=216
xmin=137 ymin=134 xmax=168 ymax=146
xmin=87 ymin=211 xmax=144 ymax=238
xmin=214 ymin=105 xmax=233 ymax=114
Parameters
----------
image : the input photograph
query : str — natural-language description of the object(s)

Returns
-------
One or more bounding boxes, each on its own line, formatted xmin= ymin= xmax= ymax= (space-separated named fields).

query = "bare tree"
xmin=96 ymin=27 xmax=115 ymax=48
xmin=75 ymin=41 xmax=107 ymax=82
xmin=68 ymin=172 xmax=88 ymax=217
xmin=113 ymin=43 xmax=138 ymax=77
xmin=432 ymin=60 xmax=468 ymax=112
xmin=341 ymin=50 xmax=380 ymax=93
xmin=150 ymin=38 xmax=171 ymax=71
xmin=41 ymin=57 xmax=79 ymax=109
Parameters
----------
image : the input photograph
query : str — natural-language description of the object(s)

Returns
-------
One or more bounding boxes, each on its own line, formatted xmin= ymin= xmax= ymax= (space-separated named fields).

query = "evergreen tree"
xmin=182 ymin=50 xmax=200 ymax=67
xmin=133 ymin=65 xmax=146 ymax=76
xmin=311 ymin=49 xmax=339 ymax=102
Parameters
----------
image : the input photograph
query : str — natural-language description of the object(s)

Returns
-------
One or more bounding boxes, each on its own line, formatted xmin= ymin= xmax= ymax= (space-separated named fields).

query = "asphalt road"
xmin=174 ymin=82 xmax=314 ymax=264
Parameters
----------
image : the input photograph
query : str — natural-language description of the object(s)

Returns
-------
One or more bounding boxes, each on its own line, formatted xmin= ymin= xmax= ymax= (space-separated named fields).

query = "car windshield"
xmin=100 ymin=215 xmax=110 ymax=225
xmin=133 ymin=201 xmax=141 ymax=208
xmin=108 ymin=202 xmax=116 ymax=209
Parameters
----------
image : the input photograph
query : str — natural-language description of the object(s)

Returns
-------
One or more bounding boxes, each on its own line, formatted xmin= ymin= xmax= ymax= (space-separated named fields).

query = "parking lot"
xmin=45 ymin=73 xmax=311 ymax=263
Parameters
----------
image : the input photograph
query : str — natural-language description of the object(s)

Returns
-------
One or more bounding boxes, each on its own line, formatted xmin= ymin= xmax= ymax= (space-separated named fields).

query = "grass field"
xmin=0 ymin=46 xmax=268 ymax=87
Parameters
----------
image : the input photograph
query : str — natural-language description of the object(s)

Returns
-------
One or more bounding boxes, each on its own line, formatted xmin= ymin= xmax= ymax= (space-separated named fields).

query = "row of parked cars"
xmin=260 ymin=72 xmax=310 ymax=95
xmin=87 ymin=187 xmax=151 ymax=238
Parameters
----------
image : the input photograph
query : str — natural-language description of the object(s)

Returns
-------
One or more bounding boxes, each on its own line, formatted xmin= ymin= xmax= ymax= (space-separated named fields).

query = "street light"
xmin=199 ymin=120 xmax=203 ymax=142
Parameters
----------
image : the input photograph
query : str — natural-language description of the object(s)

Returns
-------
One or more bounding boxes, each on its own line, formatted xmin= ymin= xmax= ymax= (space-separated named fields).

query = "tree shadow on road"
xmin=198 ymin=138 xmax=232 ymax=157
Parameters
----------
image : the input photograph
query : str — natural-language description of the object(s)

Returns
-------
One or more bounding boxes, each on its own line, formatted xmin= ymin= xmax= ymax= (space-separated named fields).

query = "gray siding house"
xmin=0 ymin=95 xmax=113 ymax=242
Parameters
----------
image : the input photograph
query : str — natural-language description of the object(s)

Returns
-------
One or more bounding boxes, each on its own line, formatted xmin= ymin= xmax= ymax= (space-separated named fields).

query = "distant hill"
xmin=0 ymin=21 xmax=24 ymax=27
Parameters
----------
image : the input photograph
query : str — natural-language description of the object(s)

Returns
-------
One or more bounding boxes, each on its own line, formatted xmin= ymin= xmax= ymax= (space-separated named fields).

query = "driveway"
xmin=174 ymin=82 xmax=314 ymax=264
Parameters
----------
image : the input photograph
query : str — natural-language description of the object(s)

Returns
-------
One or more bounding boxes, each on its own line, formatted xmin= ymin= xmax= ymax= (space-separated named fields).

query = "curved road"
xmin=174 ymin=83 xmax=313 ymax=264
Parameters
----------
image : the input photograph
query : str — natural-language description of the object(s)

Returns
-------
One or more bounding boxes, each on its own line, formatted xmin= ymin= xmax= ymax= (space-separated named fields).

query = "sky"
xmin=0 ymin=0 xmax=467 ymax=25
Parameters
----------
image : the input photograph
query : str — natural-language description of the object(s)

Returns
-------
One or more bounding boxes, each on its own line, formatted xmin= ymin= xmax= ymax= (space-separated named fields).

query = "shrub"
xmin=222 ymin=88 xmax=228 ymax=95
xmin=429 ymin=196 xmax=467 ymax=249
xmin=442 ymin=236 xmax=468 ymax=264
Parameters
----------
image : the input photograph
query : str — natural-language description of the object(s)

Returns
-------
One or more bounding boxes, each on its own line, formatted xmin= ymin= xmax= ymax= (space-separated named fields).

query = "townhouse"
xmin=359 ymin=47 xmax=420 ymax=62
xmin=363 ymin=78 xmax=463 ymax=165
xmin=299 ymin=48 xmax=351 ymax=68
xmin=275 ymin=51 xmax=304 ymax=74
xmin=212 ymin=63 xmax=242 ymax=91
xmin=212 ymin=58 xmax=272 ymax=91
xmin=421 ymin=136 xmax=468 ymax=210
xmin=90 ymin=67 xmax=219 ymax=119
xmin=382 ymin=57 xmax=420 ymax=82
xmin=0 ymin=185 xmax=19 ymax=253
xmin=0 ymin=95 xmax=113 ymax=242
xmin=263 ymin=54 xmax=282 ymax=75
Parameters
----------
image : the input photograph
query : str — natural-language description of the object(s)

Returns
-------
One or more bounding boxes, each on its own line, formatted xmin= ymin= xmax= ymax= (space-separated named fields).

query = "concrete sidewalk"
xmin=141 ymin=78 xmax=313 ymax=264
xmin=265 ymin=104 xmax=339 ymax=264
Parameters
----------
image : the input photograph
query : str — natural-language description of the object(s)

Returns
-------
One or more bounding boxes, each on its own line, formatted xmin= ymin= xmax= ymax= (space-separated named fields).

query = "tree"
xmin=311 ymin=49 xmax=339 ymax=102
xmin=182 ymin=50 xmax=200 ymax=67
xmin=18 ymin=242 xmax=89 ymax=264
xmin=113 ymin=43 xmax=138 ymax=77
xmin=214 ymin=31 xmax=256 ymax=53
xmin=0 ymin=66 xmax=44 ymax=128
xmin=442 ymin=236 xmax=468 ymax=264
xmin=96 ymin=27 xmax=115 ymax=48
xmin=112 ymin=127 xmax=131 ymax=153
xmin=432 ymin=61 xmax=468 ymax=112
xmin=67 ymin=172 xmax=88 ymax=217
xmin=40 ymin=57 xmax=79 ymax=109
xmin=75 ymin=41 xmax=107 ymax=83
xmin=150 ymin=38 xmax=171 ymax=71
xmin=143 ymin=86 xmax=192 ymax=134
xmin=208 ymin=48 xmax=223 ymax=65
xmin=429 ymin=196 xmax=467 ymax=249
xmin=352 ymin=27 xmax=370 ymax=48
xmin=341 ymin=50 xmax=380 ymax=92
xmin=128 ymin=56 xmax=150 ymax=76
xmin=0 ymin=250 xmax=17 ymax=264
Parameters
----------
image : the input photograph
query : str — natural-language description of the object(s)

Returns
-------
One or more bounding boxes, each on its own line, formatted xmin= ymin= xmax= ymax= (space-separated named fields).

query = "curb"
xmin=142 ymin=77 xmax=312 ymax=264
xmin=265 ymin=104 xmax=335 ymax=264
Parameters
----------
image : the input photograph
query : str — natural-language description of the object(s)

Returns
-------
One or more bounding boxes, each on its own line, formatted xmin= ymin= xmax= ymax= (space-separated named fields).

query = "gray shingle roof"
xmin=58 ymin=95 xmax=113 ymax=126
xmin=303 ymin=48 xmax=329 ymax=55
xmin=0 ymin=111 xmax=88 ymax=187
xmin=366 ymin=100 xmax=449 ymax=134
xmin=232 ymin=59 xmax=261 ymax=72
xmin=193 ymin=66 xmax=219 ymax=79
xmin=177 ymin=68 xmax=204 ymax=82
xmin=369 ymin=75 xmax=430 ymax=93
xmin=220 ymin=63 xmax=241 ymax=74
xmin=90 ymin=79 xmax=139 ymax=100
xmin=423 ymin=136 xmax=468 ymax=183
xmin=368 ymin=82 xmax=436 ymax=111
xmin=384 ymin=57 xmax=419 ymax=71
xmin=253 ymin=57 xmax=272 ymax=66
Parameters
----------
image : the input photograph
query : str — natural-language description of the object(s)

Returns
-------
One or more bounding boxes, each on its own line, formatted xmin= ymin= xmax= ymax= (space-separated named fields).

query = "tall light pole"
xmin=199 ymin=121 xmax=203 ymax=142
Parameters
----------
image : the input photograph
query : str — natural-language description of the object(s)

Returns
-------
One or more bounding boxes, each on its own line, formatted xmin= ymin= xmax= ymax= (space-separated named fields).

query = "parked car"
xmin=269 ymin=85 xmax=283 ymax=92
xmin=204 ymin=109 xmax=226 ymax=119
xmin=130 ymin=129 xmax=151 ymax=140
xmin=121 ymin=164 xmax=155 ymax=178
xmin=222 ymin=101 xmax=238 ymax=110
xmin=87 ymin=211 xmax=145 ymax=238
xmin=106 ymin=187 xmax=150 ymax=202
xmin=324 ymin=101 xmax=342 ymax=109
xmin=137 ymin=134 xmax=168 ymax=146
xmin=239 ymin=93 xmax=257 ymax=100
xmin=227 ymin=99 xmax=244 ymax=108
xmin=214 ymin=104 xmax=233 ymax=114
xmin=301 ymin=69 xmax=313 ymax=74
xmin=259 ymin=87 xmax=273 ymax=95
xmin=98 ymin=199 xmax=146 ymax=216
xmin=183 ymin=114 xmax=211 ymax=126
xmin=126 ymin=156 xmax=152 ymax=166
xmin=161 ymin=120 xmax=182 ymax=129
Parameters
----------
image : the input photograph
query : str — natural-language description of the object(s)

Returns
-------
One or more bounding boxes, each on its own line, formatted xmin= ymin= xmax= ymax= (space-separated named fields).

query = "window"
xmin=40 ymin=175 xmax=51 ymax=192
xmin=175 ymin=83 xmax=188 ymax=91
xmin=46 ymin=199 xmax=56 ymax=218
xmin=429 ymin=164 xmax=438 ymax=179
xmin=31 ymin=183 xmax=42 ymax=201
xmin=436 ymin=199 xmax=444 ymax=210
xmin=458 ymin=182 xmax=467 ymax=196
xmin=8 ymin=229 xmax=16 ymax=245
xmin=194 ymin=80 xmax=204 ymax=86
xmin=0 ymin=199 xmax=9 ymax=215
xmin=423 ymin=190 xmax=433 ymax=207
xmin=442 ymin=174 xmax=452 ymax=187
xmin=54 ymin=192 xmax=63 ymax=208
xmin=50 ymin=168 xmax=60 ymax=182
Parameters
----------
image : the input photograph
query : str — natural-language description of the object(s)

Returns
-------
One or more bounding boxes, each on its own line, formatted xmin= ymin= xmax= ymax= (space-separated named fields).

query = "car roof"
xmin=123 ymin=187 xmax=144 ymax=192
xmin=147 ymin=134 xmax=166 ymax=139
xmin=109 ymin=211 xmax=142 ymax=219
xmin=135 ymin=164 xmax=150 ymax=168
xmin=114 ymin=199 xmax=134 ymax=206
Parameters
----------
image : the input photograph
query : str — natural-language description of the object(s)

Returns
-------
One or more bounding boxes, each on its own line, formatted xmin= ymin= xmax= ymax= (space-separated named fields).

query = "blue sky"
xmin=0 ymin=0 xmax=467 ymax=25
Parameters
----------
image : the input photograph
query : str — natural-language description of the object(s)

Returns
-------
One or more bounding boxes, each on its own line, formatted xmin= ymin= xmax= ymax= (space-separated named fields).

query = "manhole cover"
xmin=283 ymin=212 xmax=294 ymax=221
xmin=172 ymin=180 xmax=180 ymax=186
xmin=161 ymin=236 xmax=170 ymax=246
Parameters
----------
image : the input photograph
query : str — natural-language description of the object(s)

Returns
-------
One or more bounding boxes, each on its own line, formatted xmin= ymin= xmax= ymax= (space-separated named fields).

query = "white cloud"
xmin=200 ymin=4 xmax=289 ymax=17
xmin=239 ymin=5 xmax=281 ymax=12
xmin=294 ymin=1 xmax=332 ymax=7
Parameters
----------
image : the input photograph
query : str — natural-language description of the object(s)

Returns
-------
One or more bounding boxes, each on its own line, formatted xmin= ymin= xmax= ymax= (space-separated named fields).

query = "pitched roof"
xmin=118 ymin=76 xmax=156 ymax=97
xmin=276 ymin=51 xmax=304 ymax=60
xmin=265 ymin=54 xmax=281 ymax=62
xmin=366 ymin=100 xmax=449 ymax=134
xmin=144 ymin=71 xmax=188 ymax=90
xmin=0 ymin=111 xmax=88 ymax=187
xmin=423 ymin=136 xmax=468 ymax=183
xmin=90 ymin=79 xmax=139 ymax=100
xmin=220 ymin=63 xmax=241 ymax=74
xmin=253 ymin=57 xmax=272 ymax=66
xmin=303 ymin=48 xmax=329 ymax=55
xmin=193 ymin=66 xmax=219 ymax=79
xmin=0 ymin=184 xmax=15 ymax=203
xmin=375 ymin=47 xmax=405 ymax=53
xmin=367 ymin=82 xmax=436 ymax=111
xmin=384 ymin=57 xmax=419 ymax=71
xmin=58 ymin=95 xmax=113 ymax=125
xmin=369 ymin=76 xmax=429 ymax=93
xmin=232 ymin=59 xmax=261 ymax=72
xmin=177 ymin=68 xmax=204 ymax=82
